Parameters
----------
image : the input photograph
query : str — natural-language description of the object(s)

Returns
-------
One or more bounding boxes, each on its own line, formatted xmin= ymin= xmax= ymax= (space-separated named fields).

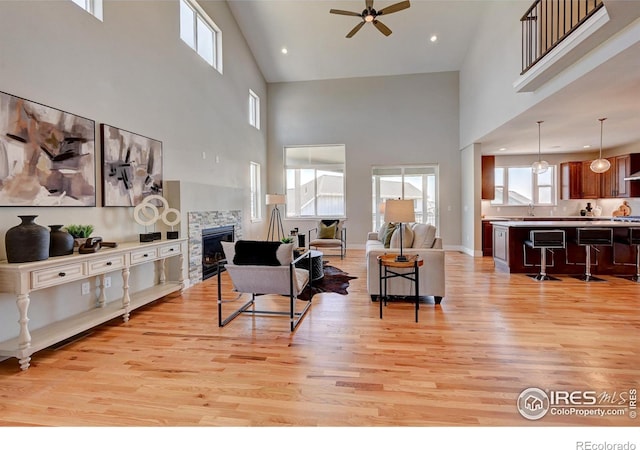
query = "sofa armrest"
xmin=367 ymin=232 xmax=379 ymax=240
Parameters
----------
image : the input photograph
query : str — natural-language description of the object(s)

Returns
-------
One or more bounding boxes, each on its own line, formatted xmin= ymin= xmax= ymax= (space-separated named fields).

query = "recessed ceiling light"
xmin=430 ymin=35 xmax=438 ymax=43
xmin=583 ymin=145 xmax=591 ymax=148
xmin=281 ymin=47 xmax=288 ymax=54
xmin=498 ymin=147 xmax=507 ymax=152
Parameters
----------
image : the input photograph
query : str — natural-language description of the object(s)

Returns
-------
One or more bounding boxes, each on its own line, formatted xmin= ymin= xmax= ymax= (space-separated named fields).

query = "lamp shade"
xmin=384 ymin=199 xmax=415 ymax=223
xmin=265 ymin=194 xmax=286 ymax=205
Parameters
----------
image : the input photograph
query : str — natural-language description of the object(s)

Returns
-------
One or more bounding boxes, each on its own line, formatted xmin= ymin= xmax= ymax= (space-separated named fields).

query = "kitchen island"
xmin=490 ymin=219 xmax=639 ymax=276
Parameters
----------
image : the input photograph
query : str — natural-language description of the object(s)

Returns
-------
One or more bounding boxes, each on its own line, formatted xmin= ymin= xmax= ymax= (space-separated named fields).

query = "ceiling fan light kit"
xmin=330 ymin=0 xmax=411 ymax=38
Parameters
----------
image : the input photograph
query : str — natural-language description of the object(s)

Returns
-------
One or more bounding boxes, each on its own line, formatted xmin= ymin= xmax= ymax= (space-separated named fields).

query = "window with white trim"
xmin=71 ymin=0 xmax=103 ymax=21
xmin=249 ymin=90 xmax=260 ymax=129
xmin=285 ymin=145 xmax=345 ymax=218
xmin=491 ymin=165 xmax=556 ymax=205
xmin=179 ymin=0 xmax=222 ymax=73
xmin=372 ymin=165 xmax=439 ymax=231
xmin=250 ymin=162 xmax=262 ymax=221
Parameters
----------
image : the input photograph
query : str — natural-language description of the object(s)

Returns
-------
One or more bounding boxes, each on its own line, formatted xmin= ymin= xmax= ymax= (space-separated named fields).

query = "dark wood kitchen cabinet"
xmin=482 ymin=155 xmax=495 ymax=200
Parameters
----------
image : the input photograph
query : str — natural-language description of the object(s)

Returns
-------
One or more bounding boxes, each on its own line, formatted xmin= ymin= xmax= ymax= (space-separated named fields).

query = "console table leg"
xmin=159 ymin=258 xmax=167 ymax=284
xmin=98 ymin=274 xmax=107 ymax=308
xmin=122 ymin=267 xmax=131 ymax=322
xmin=179 ymin=252 xmax=185 ymax=290
xmin=16 ymin=292 xmax=32 ymax=370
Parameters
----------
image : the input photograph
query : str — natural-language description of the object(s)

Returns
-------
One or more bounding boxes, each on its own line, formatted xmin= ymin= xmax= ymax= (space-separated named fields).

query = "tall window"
xmin=285 ymin=145 xmax=345 ymax=218
xmin=179 ymin=0 xmax=222 ymax=73
xmin=491 ymin=165 xmax=556 ymax=205
xmin=372 ymin=166 xmax=439 ymax=231
xmin=249 ymin=90 xmax=260 ymax=129
xmin=71 ymin=0 xmax=103 ymax=20
xmin=250 ymin=162 xmax=261 ymax=221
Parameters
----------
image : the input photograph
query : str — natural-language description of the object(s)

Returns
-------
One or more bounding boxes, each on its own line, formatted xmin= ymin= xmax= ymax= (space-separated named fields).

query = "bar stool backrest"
xmin=576 ymin=228 xmax=613 ymax=246
xmin=530 ymin=230 xmax=566 ymax=248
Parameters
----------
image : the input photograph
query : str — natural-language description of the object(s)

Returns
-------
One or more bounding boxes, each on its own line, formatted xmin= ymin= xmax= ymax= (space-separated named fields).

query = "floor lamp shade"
xmin=266 ymin=194 xmax=286 ymax=205
xmin=384 ymin=199 xmax=415 ymax=262
xmin=266 ymin=194 xmax=285 ymax=241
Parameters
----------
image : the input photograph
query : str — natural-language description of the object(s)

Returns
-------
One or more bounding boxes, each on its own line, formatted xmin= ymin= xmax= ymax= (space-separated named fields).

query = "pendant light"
xmin=590 ymin=118 xmax=611 ymax=173
xmin=531 ymin=120 xmax=549 ymax=175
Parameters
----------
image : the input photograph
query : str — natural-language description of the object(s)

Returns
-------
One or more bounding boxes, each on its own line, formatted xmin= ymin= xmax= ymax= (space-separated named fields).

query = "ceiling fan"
xmin=330 ymin=0 xmax=411 ymax=38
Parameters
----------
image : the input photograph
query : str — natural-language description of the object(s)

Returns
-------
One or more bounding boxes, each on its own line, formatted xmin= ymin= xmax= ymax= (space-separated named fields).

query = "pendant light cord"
xmin=599 ymin=117 xmax=606 ymax=158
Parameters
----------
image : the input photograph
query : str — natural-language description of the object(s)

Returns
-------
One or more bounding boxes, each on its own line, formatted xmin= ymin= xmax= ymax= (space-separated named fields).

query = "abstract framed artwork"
xmin=0 ymin=91 xmax=96 ymax=206
xmin=100 ymin=124 xmax=163 ymax=206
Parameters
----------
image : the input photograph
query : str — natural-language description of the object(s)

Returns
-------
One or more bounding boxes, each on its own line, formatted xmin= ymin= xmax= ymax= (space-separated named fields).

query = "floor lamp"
xmin=385 ymin=199 xmax=416 ymax=262
xmin=266 ymin=194 xmax=285 ymax=241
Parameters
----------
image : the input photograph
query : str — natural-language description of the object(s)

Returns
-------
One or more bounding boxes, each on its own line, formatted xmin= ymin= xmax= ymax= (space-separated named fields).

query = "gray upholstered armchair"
xmin=218 ymin=240 xmax=312 ymax=331
xmin=308 ymin=219 xmax=346 ymax=259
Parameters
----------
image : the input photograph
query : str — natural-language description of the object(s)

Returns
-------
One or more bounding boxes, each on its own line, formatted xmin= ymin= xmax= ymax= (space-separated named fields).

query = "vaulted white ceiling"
xmin=227 ymin=0 xmax=640 ymax=156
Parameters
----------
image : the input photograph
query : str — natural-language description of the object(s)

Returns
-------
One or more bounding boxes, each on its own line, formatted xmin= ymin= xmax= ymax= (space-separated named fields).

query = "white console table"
xmin=0 ymin=238 xmax=186 ymax=370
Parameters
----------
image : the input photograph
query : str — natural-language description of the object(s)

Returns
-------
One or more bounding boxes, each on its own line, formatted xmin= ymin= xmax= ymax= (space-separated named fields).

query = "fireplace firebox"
xmin=202 ymin=225 xmax=234 ymax=280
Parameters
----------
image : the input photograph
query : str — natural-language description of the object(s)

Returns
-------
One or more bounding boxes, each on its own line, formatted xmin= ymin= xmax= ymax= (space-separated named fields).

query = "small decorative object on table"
xmin=5 ymin=215 xmax=50 ymax=263
xmin=133 ymin=194 xmax=181 ymax=241
xmin=49 ymin=225 xmax=74 ymax=256
xmin=64 ymin=224 xmax=94 ymax=250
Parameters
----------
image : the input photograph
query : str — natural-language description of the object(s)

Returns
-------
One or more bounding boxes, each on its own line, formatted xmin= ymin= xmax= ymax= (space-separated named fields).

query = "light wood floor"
xmin=0 ymin=250 xmax=638 ymax=427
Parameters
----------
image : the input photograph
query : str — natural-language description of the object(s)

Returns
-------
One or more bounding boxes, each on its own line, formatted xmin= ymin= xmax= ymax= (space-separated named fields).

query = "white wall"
xmin=460 ymin=143 xmax=482 ymax=256
xmin=0 ymin=1 xmax=266 ymax=341
xmin=267 ymin=72 xmax=461 ymax=248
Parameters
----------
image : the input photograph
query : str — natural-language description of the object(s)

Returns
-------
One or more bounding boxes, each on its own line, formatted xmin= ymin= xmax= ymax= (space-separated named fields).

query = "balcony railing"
xmin=521 ymin=0 xmax=604 ymax=75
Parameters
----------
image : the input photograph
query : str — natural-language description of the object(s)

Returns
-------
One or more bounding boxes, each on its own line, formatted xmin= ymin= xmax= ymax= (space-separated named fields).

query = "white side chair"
xmin=217 ymin=240 xmax=312 ymax=332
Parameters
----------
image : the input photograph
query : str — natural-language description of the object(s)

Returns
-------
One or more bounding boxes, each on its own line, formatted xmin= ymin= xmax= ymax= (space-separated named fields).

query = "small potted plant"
xmin=65 ymin=224 xmax=95 ymax=248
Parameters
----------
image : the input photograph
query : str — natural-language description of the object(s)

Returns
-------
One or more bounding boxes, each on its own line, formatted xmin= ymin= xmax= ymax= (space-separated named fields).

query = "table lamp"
xmin=384 ymin=199 xmax=415 ymax=262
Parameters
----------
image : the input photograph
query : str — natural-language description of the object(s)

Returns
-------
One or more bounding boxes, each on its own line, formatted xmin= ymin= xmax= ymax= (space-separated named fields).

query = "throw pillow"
xmin=233 ymin=240 xmax=282 ymax=266
xmin=378 ymin=222 xmax=388 ymax=243
xmin=319 ymin=221 xmax=338 ymax=239
xmin=390 ymin=224 xmax=414 ymax=249
xmin=383 ymin=223 xmax=398 ymax=248
xmin=276 ymin=243 xmax=294 ymax=265
xmin=411 ymin=223 xmax=437 ymax=248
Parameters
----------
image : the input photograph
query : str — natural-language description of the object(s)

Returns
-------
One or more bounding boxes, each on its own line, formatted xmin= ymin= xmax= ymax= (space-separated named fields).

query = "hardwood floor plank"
xmin=0 ymin=250 xmax=638 ymax=427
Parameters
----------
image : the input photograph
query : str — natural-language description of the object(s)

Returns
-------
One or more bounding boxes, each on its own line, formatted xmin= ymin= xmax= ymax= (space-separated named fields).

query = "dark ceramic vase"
xmin=5 ymin=215 xmax=50 ymax=263
xmin=49 ymin=225 xmax=74 ymax=257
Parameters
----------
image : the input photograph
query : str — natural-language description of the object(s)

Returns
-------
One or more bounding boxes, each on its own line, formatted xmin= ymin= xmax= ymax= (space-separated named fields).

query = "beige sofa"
xmin=366 ymin=223 xmax=445 ymax=304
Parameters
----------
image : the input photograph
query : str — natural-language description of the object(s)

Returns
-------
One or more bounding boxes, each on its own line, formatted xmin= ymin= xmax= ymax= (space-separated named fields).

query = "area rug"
xmin=298 ymin=265 xmax=357 ymax=301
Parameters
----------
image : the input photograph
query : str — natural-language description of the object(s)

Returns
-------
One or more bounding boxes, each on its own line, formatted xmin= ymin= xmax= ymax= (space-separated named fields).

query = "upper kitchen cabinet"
xmin=601 ymin=155 xmax=630 ymax=198
xmin=482 ymin=155 xmax=495 ymax=200
xmin=562 ymin=155 xmax=639 ymax=199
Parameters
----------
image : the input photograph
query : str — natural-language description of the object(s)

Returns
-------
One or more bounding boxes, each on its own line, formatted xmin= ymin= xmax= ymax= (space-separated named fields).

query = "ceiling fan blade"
xmin=330 ymin=9 xmax=362 ymax=17
xmin=366 ymin=0 xmax=374 ymax=9
xmin=378 ymin=0 xmax=410 ymax=16
xmin=346 ymin=21 xmax=365 ymax=38
xmin=373 ymin=19 xmax=392 ymax=36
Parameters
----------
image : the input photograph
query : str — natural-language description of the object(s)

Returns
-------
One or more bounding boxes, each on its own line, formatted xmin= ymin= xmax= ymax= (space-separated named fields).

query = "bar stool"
xmin=572 ymin=228 xmax=613 ymax=282
xmin=613 ymin=227 xmax=640 ymax=282
xmin=524 ymin=230 xmax=565 ymax=281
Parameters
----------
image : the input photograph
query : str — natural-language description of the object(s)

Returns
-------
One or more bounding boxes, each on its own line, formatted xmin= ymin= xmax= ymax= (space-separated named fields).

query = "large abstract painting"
xmin=100 ymin=124 xmax=163 ymax=206
xmin=0 ymin=91 xmax=96 ymax=206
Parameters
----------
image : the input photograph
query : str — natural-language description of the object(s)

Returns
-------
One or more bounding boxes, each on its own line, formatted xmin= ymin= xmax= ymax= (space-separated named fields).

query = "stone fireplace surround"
xmin=188 ymin=210 xmax=242 ymax=285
